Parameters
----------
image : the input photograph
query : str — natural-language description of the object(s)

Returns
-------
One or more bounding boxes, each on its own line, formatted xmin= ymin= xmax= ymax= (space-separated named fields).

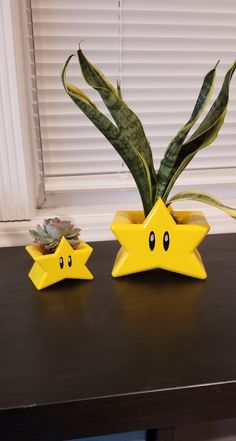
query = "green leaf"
xmin=117 ymin=80 xmax=123 ymax=99
xmin=168 ymin=190 xmax=236 ymax=219
xmin=162 ymin=113 xmax=226 ymax=201
xmin=77 ymin=49 xmax=157 ymax=197
xmin=45 ymin=225 xmax=62 ymax=240
xmin=45 ymin=240 xmax=58 ymax=251
xmin=66 ymin=228 xmax=81 ymax=238
xmin=77 ymin=49 xmax=119 ymax=96
xmin=29 ymin=230 xmax=55 ymax=244
xmin=61 ymin=54 xmax=153 ymax=216
xmin=67 ymin=82 xmax=97 ymax=109
xmin=36 ymin=225 xmax=50 ymax=238
xmin=162 ymin=61 xmax=236 ymax=201
xmin=155 ymin=62 xmax=218 ymax=201
xmin=183 ymin=61 xmax=236 ymax=146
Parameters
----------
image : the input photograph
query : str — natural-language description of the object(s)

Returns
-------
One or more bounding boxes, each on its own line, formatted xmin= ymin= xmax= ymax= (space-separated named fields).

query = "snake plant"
xmin=62 ymin=49 xmax=236 ymax=219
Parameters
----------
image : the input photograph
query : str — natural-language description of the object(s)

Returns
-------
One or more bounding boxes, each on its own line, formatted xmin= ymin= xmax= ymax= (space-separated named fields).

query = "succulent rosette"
xmin=29 ymin=217 xmax=81 ymax=254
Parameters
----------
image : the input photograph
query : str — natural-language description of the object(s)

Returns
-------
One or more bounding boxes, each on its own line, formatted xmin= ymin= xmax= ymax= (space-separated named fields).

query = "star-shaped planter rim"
xmin=26 ymin=236 xmax=93 ymax=290
xmin=111 ymin=198 xmax=210 ymax=279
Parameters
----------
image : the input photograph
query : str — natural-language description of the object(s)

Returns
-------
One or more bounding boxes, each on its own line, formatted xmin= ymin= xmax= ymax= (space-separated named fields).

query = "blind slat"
xmin=35 ymin=51 xmax=235 ymax=64
xmin=32 ymin=0 xmax=236 ymax=181
xmin=37 ymin=89 xmax=236 ymax=102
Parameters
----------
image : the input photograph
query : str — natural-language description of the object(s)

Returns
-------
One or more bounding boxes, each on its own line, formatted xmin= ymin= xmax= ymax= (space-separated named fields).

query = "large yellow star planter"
xmin=26 ymin=237 xmax=93 ymax=290
xmin=111 ymin=198 xmax=210 ymax=279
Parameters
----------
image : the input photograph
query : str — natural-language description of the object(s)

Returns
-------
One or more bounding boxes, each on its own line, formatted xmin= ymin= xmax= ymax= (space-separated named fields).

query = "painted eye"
xmin=68 ymin=255 xmax=72 ymax=267
xmin=163 ymin=231 xmax=170 ymax=251
xmin=59 ymin=256 xmax=64 ymax=269
xmin=149 ymin=231 xmax=155 ymax=251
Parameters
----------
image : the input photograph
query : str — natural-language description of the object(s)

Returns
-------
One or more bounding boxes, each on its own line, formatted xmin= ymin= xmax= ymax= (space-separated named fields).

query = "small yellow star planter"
xmin=26 ymin=236 xmax=94 ymax=290
xmin=111 ymin=198 xmax=210 ymax=279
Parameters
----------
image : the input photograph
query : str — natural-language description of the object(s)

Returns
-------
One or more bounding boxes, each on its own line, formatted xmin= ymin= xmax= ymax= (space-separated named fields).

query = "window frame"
xmin=1 ymin=0 xmax=236 ymax=246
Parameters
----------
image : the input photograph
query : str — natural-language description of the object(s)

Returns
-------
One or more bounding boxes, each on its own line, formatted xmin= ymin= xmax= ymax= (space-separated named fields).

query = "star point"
xmin=26 ymin=236 xmax=93 ymax=290
xmin=111 ymin=198 xmax=209 ymax=279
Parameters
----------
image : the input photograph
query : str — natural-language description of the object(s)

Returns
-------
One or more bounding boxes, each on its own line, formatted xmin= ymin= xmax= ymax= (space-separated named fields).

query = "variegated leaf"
xmin=117 ymin=80 xmax=123 ymax=99
xmin=162 ymin=112 xmax=226 ymax=201
xmin=77 ymin=49 xmax=119 ymax=96
xmin=155 ymin=62 xmax=218 ymax=201
xmin=168 ymin=190 xmax=236 ymax=219
xmin=61 ymin=55 xmax=153 ymax=216
xmin=162 ymin=61 xmax=236 ymax=201
xmin=77 ymin=49 xmax=157 ymax=196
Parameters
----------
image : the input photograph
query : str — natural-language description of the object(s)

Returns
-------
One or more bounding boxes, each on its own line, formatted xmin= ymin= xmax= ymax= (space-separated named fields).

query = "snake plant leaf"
xmin=61 ymin=55 xmax=153 ymax=216
xmin=182 ymin=60 xmax=236 ymax=149
xmin=77 ymin=49 xmax=157 ymax=195
xmin=155 ymin=62 xmax=218 ymax=201
xmin=66 ymin=82 xmax=98 ymax=109
xmin=117 ymin=80 xmax=123 ymax=99
xmin=162 ymin=61 xmax=236 ymax=202
xmin=162 ymin=114 xmax=226 ymax=202
xmin=77 ymin=49 xmax=119 ymax=97
xmin=168 ymin=190 xmax=236 ymax=219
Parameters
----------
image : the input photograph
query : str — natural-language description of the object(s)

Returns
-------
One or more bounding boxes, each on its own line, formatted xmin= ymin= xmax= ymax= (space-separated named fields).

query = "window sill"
xmin=1 ymin=198 xmax=236 ymax=248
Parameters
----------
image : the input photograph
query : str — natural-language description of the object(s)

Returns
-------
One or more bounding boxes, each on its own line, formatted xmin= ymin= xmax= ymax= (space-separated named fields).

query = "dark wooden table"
xmin=1 ymin=235 xmax=236 ymax=441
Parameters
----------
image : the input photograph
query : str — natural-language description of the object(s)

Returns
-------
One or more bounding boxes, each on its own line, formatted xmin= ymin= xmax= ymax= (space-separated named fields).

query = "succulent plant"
xmin=62 ymin=49 xmax=236 ymax=219
xmin=29 ymin=217 xmax=81 ymax=254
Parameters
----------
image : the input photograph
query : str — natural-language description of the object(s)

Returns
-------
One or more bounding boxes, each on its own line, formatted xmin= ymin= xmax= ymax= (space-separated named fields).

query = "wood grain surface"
xmin=0 ymin=235 xmax=236 ymax=440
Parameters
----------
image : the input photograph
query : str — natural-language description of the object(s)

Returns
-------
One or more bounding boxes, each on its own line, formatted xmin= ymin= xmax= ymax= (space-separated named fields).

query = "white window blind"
xmin=31 ymin=0 xmax=236 ymax=197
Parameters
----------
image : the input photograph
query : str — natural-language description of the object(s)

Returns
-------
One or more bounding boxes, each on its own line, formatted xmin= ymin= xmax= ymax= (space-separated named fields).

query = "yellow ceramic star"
xmin=111 ymin=198 xmax=210 ymax=279
xmin=26 ymin=236 xmax=93 ymax=290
